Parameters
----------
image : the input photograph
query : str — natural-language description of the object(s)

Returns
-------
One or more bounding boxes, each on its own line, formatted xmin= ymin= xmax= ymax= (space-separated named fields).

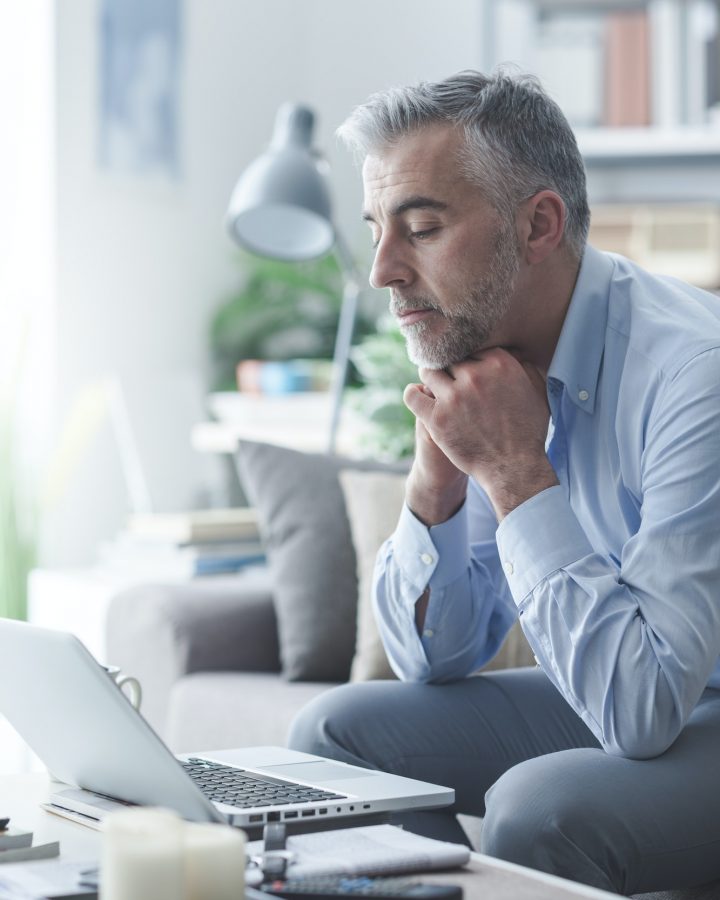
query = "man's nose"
xmin=369 ymin=236 xmax=413 ymax=290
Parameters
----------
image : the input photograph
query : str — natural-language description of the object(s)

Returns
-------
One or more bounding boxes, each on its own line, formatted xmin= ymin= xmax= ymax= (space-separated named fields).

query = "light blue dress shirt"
xmin=374 ymin=245 xmax=720 ymax=759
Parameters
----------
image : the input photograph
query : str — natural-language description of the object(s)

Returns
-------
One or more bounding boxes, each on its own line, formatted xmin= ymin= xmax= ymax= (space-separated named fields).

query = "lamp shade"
xmin=226 ymin=104 xmax=335 ymax=261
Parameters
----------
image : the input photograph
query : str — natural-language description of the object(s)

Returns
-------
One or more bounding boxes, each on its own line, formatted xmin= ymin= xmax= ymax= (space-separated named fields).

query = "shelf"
xmin=194 ymin=392 xmax=368 ymax=457
xmin=192 ymin=421 xmax=329 ymax=454
xmin=576 ymin=127 xmax=720 ymax=163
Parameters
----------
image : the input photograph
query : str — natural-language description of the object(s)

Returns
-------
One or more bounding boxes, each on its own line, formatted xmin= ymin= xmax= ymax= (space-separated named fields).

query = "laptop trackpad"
xmin=263 ymin=761 xmax=378 ymax=782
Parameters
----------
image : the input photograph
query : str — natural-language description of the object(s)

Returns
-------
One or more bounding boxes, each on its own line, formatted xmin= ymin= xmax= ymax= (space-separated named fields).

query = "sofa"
xmin=104 ymin=440 xmax=719 ymax=900
xmin=105 ymin=564 xmax=337 ymax=750
xmin=106 ymin=439 xmax=534 ymax=749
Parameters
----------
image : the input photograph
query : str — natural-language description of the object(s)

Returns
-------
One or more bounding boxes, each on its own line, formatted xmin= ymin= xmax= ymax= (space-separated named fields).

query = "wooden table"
xmin=1 ymin=773 xmax=622 ymax=899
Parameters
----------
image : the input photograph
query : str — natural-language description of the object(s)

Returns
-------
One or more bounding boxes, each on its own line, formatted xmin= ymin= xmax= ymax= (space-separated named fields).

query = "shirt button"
xmin=578 ymin=389 xmax=589 ymax=402
xmin=420 ymin=552 xmax=434 ymax=565
xmin=505 ymin=561 xmax=514 ymax=575
xmin=423 ymin=629 xmax=434 ymax=638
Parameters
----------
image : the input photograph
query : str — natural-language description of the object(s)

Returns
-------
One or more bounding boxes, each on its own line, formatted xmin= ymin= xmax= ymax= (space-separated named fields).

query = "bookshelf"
xmin=482 ymin=0 xmax=720 ymax=144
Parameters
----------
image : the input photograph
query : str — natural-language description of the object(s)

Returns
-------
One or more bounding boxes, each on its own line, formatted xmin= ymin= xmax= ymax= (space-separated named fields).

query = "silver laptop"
xmin=0 ymin=620 xmax=453 ymax=829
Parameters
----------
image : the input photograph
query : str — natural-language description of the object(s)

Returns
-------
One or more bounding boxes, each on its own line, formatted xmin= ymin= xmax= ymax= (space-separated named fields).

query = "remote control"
xmin=255 ymin=875 xmax=463 ymax=900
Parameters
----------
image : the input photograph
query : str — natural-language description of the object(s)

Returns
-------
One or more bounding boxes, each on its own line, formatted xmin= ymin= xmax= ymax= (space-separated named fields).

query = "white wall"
xmin=0 ymin=0 xmax=55 ymax=507
xmin=300 ymin=0 xmax=484 ymax=248
xmin=44 ymin=0 xmax=485 ymax=565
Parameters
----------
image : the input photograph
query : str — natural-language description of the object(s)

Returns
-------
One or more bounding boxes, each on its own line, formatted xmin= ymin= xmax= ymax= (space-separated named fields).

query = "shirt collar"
xmin=547 ymin=244 xmax=614 ymax=414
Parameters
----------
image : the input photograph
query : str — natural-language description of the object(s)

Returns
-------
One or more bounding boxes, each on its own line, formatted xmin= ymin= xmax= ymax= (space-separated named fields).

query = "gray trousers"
xmin=287 ymin=668 xmax=720 ymax=896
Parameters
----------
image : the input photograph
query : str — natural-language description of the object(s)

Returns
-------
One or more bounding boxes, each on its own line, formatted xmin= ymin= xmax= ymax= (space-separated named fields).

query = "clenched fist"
xmin=404 ymin=348 xmax=559 ymax=521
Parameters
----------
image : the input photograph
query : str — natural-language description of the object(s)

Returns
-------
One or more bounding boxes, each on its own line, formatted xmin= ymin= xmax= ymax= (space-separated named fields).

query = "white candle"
xmin=101 ymin=807 xmax=185 ymax=900
xmin=184 ymin=822 xmax=246 ymax=900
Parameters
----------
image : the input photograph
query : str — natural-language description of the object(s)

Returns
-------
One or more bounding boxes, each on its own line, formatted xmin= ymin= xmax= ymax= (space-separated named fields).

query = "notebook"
xmin=0 ymin=620 xmax=453 ymax=832
xmin=246 ymin=824 xmax=470 ymax=878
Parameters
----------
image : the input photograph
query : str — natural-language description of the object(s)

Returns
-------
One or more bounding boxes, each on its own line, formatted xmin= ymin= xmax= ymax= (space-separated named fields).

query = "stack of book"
xmin=0 ymin=822 xmax=59 ymax=864
xmin=99 ymin=507 xmax=265 ymax=579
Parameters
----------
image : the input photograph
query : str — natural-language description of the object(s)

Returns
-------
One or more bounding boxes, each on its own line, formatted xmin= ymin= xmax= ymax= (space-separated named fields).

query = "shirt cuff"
xmin=392 ymin=501 xmax=470 ymax=593
xmin=496 ymin=485 xmax=594 ymax=602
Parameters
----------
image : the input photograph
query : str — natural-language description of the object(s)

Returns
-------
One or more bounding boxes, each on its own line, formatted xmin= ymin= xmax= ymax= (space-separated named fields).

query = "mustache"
xmin=389 ymin=294 xmax=443 ymax=316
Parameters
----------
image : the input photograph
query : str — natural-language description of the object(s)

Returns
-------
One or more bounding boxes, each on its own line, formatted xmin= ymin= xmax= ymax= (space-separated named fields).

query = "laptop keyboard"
xmin=182 ymin=757 xmax=347 ymax=809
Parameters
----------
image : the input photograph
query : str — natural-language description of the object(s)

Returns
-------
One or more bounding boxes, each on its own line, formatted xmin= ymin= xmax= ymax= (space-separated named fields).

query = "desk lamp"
xmin=225 ymin=103 xmax=362 ymax=454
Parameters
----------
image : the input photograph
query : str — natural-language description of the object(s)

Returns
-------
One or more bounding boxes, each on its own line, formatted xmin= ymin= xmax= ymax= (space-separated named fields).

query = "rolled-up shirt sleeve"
xmin=373 ymin=348 xmax=720 ymax=757
xmin=373 ymin=480 xmax=517 ymax=683
xmin=497 ymin=350 xmax=720 ymax=759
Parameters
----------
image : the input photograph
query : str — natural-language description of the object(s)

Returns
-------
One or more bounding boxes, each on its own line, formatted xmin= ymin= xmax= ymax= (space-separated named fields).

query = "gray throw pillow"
xmin=234 ymin=441 xmax=406 ymax=682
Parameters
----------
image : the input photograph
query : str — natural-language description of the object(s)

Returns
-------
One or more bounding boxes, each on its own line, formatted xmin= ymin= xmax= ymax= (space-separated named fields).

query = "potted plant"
xmin=209 ymin=251 xmax=375 ymax=392
xmin=348 ymin=317 xmax=418 ymax=461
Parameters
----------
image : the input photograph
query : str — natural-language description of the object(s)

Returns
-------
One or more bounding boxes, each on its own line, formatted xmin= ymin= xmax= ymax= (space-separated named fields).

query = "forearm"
xmin=404 ymin=467 xmax=466 ymax=633
xmin=479 ymin=454 xmax=559 ymax=522
xmin=374 ymin=545 xmax=516 ymax=683
xmin=372 ymin=492 xmax=517 ymax=682
xmin=405 ymin=464 xmax=468 ymax=526
xmin=406 ymin=447 xmax=557 ymax=527
xmin=499 ymin=487 xmax=720 ymax=758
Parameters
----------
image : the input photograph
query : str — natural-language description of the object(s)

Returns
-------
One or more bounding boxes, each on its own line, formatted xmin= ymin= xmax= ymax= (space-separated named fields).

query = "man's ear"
xmin=517 ymin=190 xmax=566 ymax=264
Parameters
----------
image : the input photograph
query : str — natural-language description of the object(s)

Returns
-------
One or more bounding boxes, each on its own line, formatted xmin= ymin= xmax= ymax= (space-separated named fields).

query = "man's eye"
xmin=409 ymin=228 xmax=438 ymax=241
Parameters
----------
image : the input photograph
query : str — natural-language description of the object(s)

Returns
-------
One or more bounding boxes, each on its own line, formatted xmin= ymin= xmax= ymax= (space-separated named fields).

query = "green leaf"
xmin=208 ymin=250 xmax=375 ymax=391
xmin=347 ymin=320 xmax=418 ymax=461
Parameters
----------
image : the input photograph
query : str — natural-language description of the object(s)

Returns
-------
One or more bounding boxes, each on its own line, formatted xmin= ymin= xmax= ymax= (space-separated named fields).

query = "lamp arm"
xmin=327 ymin=230 xmax=363 ymax=455
xmin=333 ymin=229 xmax=365 ymax=285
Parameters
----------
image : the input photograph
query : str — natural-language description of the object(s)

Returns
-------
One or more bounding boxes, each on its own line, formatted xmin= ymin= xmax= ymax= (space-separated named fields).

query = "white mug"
xmin=103 ymin=665 xmax=142 ymax=711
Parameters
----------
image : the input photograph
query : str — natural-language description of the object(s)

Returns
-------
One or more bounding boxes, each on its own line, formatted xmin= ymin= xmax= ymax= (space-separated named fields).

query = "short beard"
xmin=396 ymin=222 xmax=520 ymax=370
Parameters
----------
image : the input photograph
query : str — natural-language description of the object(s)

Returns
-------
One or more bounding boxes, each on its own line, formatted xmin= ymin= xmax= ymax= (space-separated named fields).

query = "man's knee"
xmin=287 ymin=682 xmax=381 ymax=766
xmin=482 ymin=757 xmax=551 ymax=866
xmin=481 ymin=750 xmax=619 ymax=891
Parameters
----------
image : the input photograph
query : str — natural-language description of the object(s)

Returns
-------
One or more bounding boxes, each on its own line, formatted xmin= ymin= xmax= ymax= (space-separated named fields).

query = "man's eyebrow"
xmin=362 ymin=196 xmax=448 ymax=223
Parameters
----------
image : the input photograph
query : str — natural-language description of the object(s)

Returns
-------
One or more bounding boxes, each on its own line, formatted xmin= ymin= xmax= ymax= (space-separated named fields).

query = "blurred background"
xmin=1 ymin=0 xmax=719 ymax=626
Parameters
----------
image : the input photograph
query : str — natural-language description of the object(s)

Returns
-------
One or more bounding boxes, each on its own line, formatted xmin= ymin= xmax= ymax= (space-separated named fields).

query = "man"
xmin=289 ymin=71 xmax=720 ymax=895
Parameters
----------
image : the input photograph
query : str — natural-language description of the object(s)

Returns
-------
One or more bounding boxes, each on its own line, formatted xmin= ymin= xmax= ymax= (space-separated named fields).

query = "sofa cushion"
xmin=339 ymin=468 xmax=536 ymax=678
xmin=166 ymin=672 xmax=335 ymax=752
xmin=234 ymin=440 xmax=406 ymax=682
xmin=339 ymin=469 xmax=405 ymax=681
xmin=106 ymin=568 xmax=277 ymax=736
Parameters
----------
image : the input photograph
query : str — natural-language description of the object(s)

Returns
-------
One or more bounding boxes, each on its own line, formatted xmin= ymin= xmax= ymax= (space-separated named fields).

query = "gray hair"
xmin=337 ymin=69 xmax=590 ymax=258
